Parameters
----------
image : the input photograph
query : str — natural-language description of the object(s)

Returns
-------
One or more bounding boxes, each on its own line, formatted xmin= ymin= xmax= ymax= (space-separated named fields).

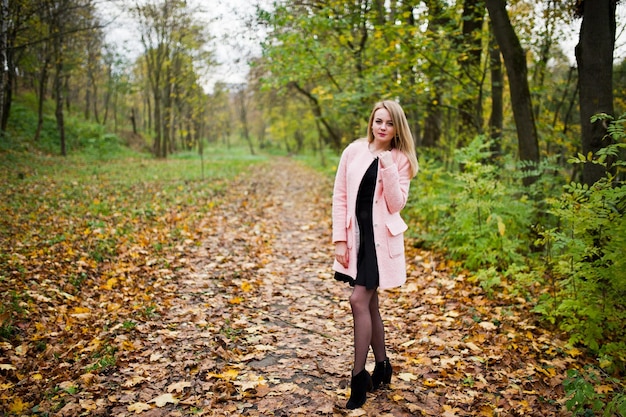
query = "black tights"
xmin=349 ymin=285 xmax=386 ymax=375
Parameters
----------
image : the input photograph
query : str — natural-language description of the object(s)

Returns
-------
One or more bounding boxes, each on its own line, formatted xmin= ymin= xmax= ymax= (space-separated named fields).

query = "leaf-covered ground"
xmin=1 ymin=156 xmax=597 ymax=416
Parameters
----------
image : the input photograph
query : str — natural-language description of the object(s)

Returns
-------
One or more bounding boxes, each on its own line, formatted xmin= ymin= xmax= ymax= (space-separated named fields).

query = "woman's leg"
xmin=369 ymin=291 xmax=387 ymax=362
xmin=349 ymin=285 xmax=375 ymax=374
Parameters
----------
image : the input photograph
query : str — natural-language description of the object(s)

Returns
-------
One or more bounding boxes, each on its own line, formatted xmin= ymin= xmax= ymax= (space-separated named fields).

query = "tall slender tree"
xmin=131 ymin=0 xmax=212 ymax=158
xmin=486 ymin=0 xmax=539 ymax=185
xmin=0 ymin=0 xmax=8 ymax=134
xmin=575 ymin=0 xmax=617 ymax=185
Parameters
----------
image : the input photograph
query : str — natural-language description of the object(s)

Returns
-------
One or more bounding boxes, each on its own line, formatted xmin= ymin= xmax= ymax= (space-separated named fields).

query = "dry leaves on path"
xmin=2 ymin=157 xmax=591 ymax=416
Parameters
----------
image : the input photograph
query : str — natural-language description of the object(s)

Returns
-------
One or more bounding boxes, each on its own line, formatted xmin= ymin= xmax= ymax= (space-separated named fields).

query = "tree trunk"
xmin=34 ymin=55 xmax=50 ymax=142
xmin=420 ymin=0 xmax=449 ymax=148
xmin=486 ymin=0 xmax=539 ymax=185
xmin=54 ymin=54 xmax=67 ymax=156
xmin=0 ymin=0 xmax=8 ymax=135
xmin=575 ymin=0 xmax=616 ymax=185
xmin=131 ymin=108 xmax=138 ymax=134
xmin=488 ymin=27 xmax=503 ymax=159
xmin=289 ymin=81 xmax=342 ymax=150
xmin=458 ymin=0 xmax=485 ymax=137
xmin=237 ymin=87 xmax=255 ymax=155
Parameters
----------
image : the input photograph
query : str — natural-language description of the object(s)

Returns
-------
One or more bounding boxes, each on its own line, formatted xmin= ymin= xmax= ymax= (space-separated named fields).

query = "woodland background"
xmin=1 ymin=0 xmax=626 ymax=415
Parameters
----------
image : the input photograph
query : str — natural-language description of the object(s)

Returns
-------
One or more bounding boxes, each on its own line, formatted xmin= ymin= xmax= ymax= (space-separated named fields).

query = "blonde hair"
xmin=367 ymin=100 xmax=419 ymax=177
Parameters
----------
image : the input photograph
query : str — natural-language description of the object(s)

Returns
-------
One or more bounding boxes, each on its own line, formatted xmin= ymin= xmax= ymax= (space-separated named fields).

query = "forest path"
xmin=48 ymin=157 xmax=575 ymax=416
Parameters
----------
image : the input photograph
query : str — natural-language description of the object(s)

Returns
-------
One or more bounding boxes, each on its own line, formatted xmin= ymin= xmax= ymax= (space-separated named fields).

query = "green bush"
xmin=536 ymin=113 xmax=626 ymax=373
xmin=407 ymin=114 xmax=626 ymax=372
xmin=407 ymin=136 xmax=537 ymax=293
xmin=564 ymin=367 xmax=626 ymax=416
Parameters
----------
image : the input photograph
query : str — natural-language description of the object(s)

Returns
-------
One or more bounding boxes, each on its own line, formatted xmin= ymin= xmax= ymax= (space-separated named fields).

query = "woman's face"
xmin=372 ymin=108 xmax=395 ymax=146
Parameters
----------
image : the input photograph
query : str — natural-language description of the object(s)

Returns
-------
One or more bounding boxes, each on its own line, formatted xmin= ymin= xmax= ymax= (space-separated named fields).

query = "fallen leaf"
xmin=127 ymin=402 xmax=152 ymax=413
xmin=167 ymin=380 xmax=192 ymax=393
xmin=397 ymin=372 xmax=417 ymax=382
xmin=9 ymin=397 xmax=28 ymax=414
xmin=149 ymin=393 xmax=178 ymax=407
xmin=479 ymin=321 xmax=497 ymax=330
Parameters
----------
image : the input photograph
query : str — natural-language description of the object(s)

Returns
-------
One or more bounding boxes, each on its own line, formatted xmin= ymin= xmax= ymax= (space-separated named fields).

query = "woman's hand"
xmin=334 ymin=241 xmax=349 ymax=268
xmin=379 ymin=150 xmax=393 ymax=168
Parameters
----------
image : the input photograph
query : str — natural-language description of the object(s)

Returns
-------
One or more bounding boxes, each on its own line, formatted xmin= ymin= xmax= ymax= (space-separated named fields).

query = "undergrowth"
xmin=407 ymin=113 xmax=626 ymax=415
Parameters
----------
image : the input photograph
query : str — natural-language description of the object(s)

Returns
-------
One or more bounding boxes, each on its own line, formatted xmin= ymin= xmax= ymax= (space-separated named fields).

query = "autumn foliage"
xmin=1 ymin=150 xmax=615 ymax=416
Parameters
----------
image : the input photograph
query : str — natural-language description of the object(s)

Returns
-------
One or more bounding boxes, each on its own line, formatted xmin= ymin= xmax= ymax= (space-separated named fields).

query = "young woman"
xmin=332 ymin=100 xmax=418 ymax=409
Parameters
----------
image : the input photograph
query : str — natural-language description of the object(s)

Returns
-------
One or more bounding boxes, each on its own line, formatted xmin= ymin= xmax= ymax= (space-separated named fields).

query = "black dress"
xmin=335 ymin=158 xmax=380 ymax=289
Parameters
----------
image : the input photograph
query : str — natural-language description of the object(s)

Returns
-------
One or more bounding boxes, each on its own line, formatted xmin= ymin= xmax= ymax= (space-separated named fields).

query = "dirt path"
xmin=62 ymin=157 xmax=575 ymax=416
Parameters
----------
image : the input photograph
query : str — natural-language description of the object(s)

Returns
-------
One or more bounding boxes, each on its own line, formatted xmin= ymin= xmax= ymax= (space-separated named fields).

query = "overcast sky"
xmin=98 ymin=0 xmax=270 ymax=91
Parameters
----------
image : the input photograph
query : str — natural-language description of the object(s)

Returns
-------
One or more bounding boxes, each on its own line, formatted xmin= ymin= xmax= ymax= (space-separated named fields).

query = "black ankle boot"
xmin=371 ymin=358 xmax=392 ymax=390
xmin=346 ymin=369 xmax=373 ymax=409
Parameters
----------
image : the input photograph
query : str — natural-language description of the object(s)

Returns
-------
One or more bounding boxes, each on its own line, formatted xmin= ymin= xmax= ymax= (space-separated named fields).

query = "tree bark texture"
xmin=575 ymin=0 xmax=616 ymax=185
xmin=488 ymin=27 xmax=503 ymax=159
xmin=486 ymin=0 xmax=539 ymax=185
xmin=420 ymin=0 xmax=449 ymax=148
xmin=0 ymin=0 xmax=7 ymax=134
xmin=458 ymin=0 xmax=485 ymax=137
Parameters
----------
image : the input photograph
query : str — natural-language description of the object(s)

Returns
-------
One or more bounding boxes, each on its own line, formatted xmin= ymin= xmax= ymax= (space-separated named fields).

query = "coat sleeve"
xmin=332 ymin=146 xmax=350 ymax=243
xmin=380 ymin=152 xmax=412 ymax=214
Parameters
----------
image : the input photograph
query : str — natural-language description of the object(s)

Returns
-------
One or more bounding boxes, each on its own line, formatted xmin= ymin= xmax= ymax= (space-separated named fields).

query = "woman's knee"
xmin=350 ymin=287 xmax=372 ymax=311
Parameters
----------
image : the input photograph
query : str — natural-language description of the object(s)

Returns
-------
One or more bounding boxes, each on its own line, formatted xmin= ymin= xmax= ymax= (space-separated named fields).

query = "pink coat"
xmin=332 ymin=139 xmax=412 ymax=290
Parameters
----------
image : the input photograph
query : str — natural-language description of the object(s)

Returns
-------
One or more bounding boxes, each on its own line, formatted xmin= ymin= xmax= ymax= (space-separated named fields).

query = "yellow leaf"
xmin=497 ymin=218 xmax=506 ymax=236
xmin=149 ymin=393 xmax=178 ymax=407
xmin=32 ymin=373 xmax=43 ymax=381
xmin=478 ymin=405 xmax=495 ymax=416
xmin=9 ymin=397 xmax=28 ymax=413
xmin=209 ymin=369 xmax=239 ymax=381
xmin=127 ymin=402 xmax=152 ymax=413
xmin=223 ymin=369 xmax=239 ymax=380
xmin=566 ymin=347 xmax=583 ymax=357
xmin=423 ymin=378 xmax=444 ymax=387
xmin=102 ymin=277 xmax=119 ymax=290
xmin=241 ymin=281 xmax=253 ymax=292
xmin=229 ymin=296 xmax=242 ymax=305
xmin=596 ymin=384 xmax=614 ymax=394
xmin=121 ymin=340 xmax=136 ymax=351
xmin=71 ymin=306 xmax=91 ymax=314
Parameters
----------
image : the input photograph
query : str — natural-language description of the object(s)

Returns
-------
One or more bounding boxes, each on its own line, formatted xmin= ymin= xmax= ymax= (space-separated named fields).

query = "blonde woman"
xmin=332 ymin=100 xmax=418 ymax=409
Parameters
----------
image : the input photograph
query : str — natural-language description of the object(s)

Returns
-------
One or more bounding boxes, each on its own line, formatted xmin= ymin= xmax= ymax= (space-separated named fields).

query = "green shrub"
xmin=564 ymin=367 xmax=626 ymax=416
xmin=407 ymin=136 xmax=535 ymax=285
xmin=535 ymin=113 xmax=626 ymax=372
